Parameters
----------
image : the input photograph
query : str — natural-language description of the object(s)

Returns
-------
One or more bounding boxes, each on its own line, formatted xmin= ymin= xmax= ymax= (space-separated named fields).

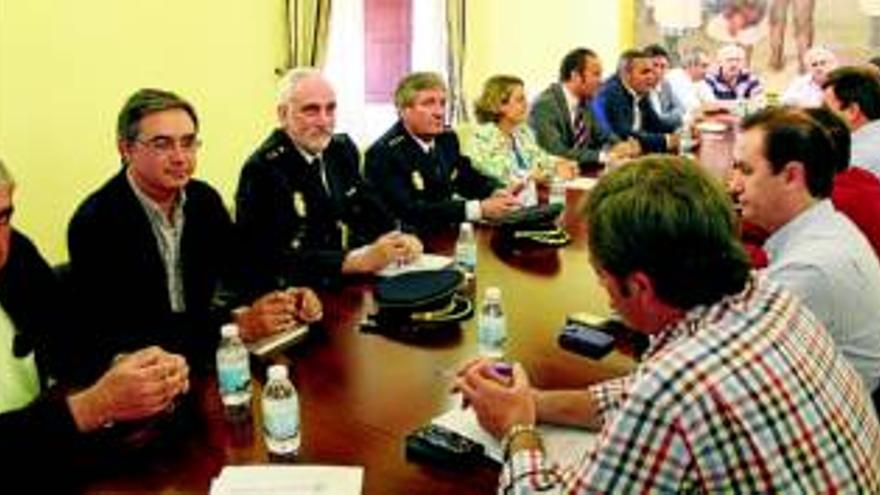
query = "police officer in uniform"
xmin=236 ymin=68 xmax=422 ymax=290
xmin=365 ymin=72 xmax=520 ymax=234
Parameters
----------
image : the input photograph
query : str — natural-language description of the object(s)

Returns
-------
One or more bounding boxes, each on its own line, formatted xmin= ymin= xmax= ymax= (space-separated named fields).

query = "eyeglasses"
xmin=0 ymin=206 xmax=14 ymax=226
xmin=135 ymin=135 xmax=202 ymax=155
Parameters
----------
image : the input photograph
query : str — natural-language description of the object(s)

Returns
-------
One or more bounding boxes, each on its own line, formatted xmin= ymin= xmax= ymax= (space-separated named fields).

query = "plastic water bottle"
xmin=216 ymin=323 xmax=252 ymax=419
xmin=262 ymin=364 xmax=300 ymax=458
xmin=478 ymin=287 xmax=507 ymax=358
xmin=549 ymin=175 xmax=566 ymax=206
xmin=519 ymin=177 xmax=538 ymax=207
xmin=678 ymin=127 xmax=694 ymax=157
xmin=735 ymin=98 xmax=748 ymax=118
xmin=455 ymin=222 xmax=477 ymax=274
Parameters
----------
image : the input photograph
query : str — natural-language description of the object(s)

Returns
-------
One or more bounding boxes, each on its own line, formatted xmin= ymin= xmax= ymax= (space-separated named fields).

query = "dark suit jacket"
xmin=0 ymin=230 xmax=70 ymax=381
xmin=67 ymin=170 xmax=240 ymax=380
xmin=593 ymin=74 xmax=677 ymax=153
xmin=236 ymin=130 xmax=397 ymax=289
xmin=365 ymin=121 xmax=500 ymax=233
xmin=0 ymin=230 xmax=88 ymax=490
xmin=528 ymin=82 xmax=613 ymax=173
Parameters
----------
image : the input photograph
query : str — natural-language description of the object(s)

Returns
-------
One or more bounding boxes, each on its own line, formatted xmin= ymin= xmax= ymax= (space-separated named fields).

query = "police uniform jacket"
xmin=364 ymin=121 xmax=501 ymax=233
xmin=236 ymin=129 xmax=397 ymax=290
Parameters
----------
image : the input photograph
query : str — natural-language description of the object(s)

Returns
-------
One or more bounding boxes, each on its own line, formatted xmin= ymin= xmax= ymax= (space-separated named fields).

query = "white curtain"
xmin=411 ymin=0 xmax=448 ymax=76
xmin=323 ymin=0 xmax=368 ymax=144
xmin=324 ymin=0 xmax=449 ymax=146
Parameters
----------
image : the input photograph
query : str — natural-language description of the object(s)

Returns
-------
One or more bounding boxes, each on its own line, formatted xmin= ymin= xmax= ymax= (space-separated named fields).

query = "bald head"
xmin=277 ymin=68 xmax=337 ymax=155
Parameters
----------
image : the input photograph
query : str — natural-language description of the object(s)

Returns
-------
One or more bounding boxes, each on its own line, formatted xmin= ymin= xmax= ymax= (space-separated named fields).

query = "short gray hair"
xmin=0 ymin=157 xmax=15 ymax=191
xmin=717 ymin=44 xmax=745 ymax=62
xmin=680 ymin=47 xmax=708 ymax=68
xmin=277 ymin=67 xmax=322 ymax=106
xmin=394 ymin=72 xmax=446 ymax=109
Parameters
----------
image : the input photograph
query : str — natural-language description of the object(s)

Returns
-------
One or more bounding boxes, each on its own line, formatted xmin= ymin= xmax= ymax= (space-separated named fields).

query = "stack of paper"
xmin=210 ymin=465 xmax=363 ymax=495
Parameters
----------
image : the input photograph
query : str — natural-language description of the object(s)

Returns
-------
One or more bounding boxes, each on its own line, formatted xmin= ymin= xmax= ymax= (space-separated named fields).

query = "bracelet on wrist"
xmin=500 ymin=423 xmax=542 ymax=461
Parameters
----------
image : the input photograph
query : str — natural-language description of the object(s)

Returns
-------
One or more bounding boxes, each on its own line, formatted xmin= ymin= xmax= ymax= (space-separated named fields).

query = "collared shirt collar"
xmin=764 ymin=199 xmax=829 ymax=261
xmin=562 ymin=83 xmax=580 ymax=115
xmin=853 ymin=119 xmax=880 ymax=141
xmin=403 ymin=125 xmax=435 ymax=153
xmin=293 ymin=144 xmax=323 ymax=165
xmin=125 ymin=168 xmax=187 ymax=225
xmin=621 ymin=76 xmax=643 ymax=101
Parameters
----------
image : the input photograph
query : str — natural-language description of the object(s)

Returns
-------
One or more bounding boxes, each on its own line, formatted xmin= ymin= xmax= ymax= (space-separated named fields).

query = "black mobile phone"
xmin=558 ymin=321 xmax=615 ymax=359
xmin=405 ymin=424 xmax=485 ymax=466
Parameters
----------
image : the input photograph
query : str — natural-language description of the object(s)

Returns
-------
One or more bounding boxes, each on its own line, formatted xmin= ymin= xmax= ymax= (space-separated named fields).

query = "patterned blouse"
xmin=463 ymin=123 xmax=554 ymax=185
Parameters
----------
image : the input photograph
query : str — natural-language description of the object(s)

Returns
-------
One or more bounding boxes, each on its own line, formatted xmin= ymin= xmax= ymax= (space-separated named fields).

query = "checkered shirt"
xmin=500 ymin=275 xmax=880 ymax=494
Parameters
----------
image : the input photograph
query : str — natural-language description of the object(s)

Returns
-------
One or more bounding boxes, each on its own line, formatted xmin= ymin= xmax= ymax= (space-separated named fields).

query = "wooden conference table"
xmin=78 ymin=193 xmax=639 ymax=495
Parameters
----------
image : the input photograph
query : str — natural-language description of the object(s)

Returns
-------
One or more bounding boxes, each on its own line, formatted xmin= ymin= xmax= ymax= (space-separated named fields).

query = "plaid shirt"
xmin=500 ymin=275 xmax=880 ymax=494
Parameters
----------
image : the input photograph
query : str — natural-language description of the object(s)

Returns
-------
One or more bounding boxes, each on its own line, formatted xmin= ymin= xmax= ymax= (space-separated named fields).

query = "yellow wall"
xmin=465 ymin=0 xmax=626 ymax=102
xmin=1 ymin=0 xmax=629 ymax=264
xmin=0 ymin=0 xmax=288 ymax=263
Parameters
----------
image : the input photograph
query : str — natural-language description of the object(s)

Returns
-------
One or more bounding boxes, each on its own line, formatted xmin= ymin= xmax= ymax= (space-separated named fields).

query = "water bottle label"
xmin=478 ymin=316 xmax=507 ymax=346
xmin=264 ymin=398 xmax=299 ymax=439
xmin=550 ymin=181 xmax=565 ymax=206
xmin=455 ymin=245 xmax=476 ymax=272
xmin=218 ymin=362 xmax=250 ymax=395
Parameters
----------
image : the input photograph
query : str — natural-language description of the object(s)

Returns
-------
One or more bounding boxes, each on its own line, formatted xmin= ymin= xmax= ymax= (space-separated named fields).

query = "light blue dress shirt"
xmin=764 ymin=199 xmax=880 ymax=393
xmin=851 ymin=120 xmax=880 ymax=179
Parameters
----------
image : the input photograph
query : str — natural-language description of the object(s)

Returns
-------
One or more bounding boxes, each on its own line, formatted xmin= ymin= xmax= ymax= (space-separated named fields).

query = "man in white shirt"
xmin=823 ymin=66 xmax=880 ymax=177
xmin=730 ymin=106 xmax=880 ymax=396
xmin=643 ymin=44 xmax=686 ymax=129
xmin=664 ymin=47 xmax=711 ymax=121
xmin=781 ymin=46 xmax=838 ymax=107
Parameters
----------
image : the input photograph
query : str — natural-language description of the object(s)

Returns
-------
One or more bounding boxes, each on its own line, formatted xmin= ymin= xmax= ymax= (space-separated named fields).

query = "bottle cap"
xmin=220 ymin=323 xmax=239 ymax=338
xmin=460 ymin=221 xmax=473 ymax=233
xmin=268 ymin=364 xmax=288 ymax=381
xmin=485 ymin=286 xmax=501 ymax=301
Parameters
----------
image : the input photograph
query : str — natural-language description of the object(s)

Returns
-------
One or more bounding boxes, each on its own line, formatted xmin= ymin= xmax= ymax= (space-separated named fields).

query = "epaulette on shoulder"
xmin=388 ymin=134 xmax=405 ymax=147
xmin=263 ymin=144 xmax=287 ymax=161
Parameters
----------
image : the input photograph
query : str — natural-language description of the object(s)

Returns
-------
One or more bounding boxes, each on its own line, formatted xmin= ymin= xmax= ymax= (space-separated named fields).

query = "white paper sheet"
xmin=565 ymin=177 xmax=598 ymax=191
xmin=245 ymin=324 xmax=309 ymax=357
xmin=377 ymin=253 xmax=453 ymax=277
xmin=432 ymin=405 xmax=598 ymax=466
xmin=210 ymin=465 xmax=363 ymax=495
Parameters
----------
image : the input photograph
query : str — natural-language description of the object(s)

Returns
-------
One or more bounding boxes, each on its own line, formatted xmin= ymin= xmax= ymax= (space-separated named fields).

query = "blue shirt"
xmin=764 ymin=199 xmax=880 ymax=392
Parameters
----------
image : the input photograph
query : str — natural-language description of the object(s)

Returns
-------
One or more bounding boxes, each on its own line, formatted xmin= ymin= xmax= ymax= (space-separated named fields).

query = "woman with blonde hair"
xmin=465 ymin=75 xmax=576 ymax=202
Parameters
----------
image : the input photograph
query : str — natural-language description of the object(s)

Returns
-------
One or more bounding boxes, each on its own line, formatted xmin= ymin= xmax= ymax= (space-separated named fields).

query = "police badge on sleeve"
xmin=411 ymin=170 xmax=425 ymax=191
xmin=293 ymin=191 xmax=307 ymax=217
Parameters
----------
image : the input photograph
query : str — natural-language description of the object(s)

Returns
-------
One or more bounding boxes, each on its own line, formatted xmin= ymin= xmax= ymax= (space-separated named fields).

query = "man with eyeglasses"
xmin=0 ymin=158 xmax=192 ymax=490
xmin=67 ymin=88 xmax=322 ymax=385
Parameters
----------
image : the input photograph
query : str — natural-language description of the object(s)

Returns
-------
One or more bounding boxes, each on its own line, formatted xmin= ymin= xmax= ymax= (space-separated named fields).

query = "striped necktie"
xmin=573 ymin=101 xmax=589 ymax=148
